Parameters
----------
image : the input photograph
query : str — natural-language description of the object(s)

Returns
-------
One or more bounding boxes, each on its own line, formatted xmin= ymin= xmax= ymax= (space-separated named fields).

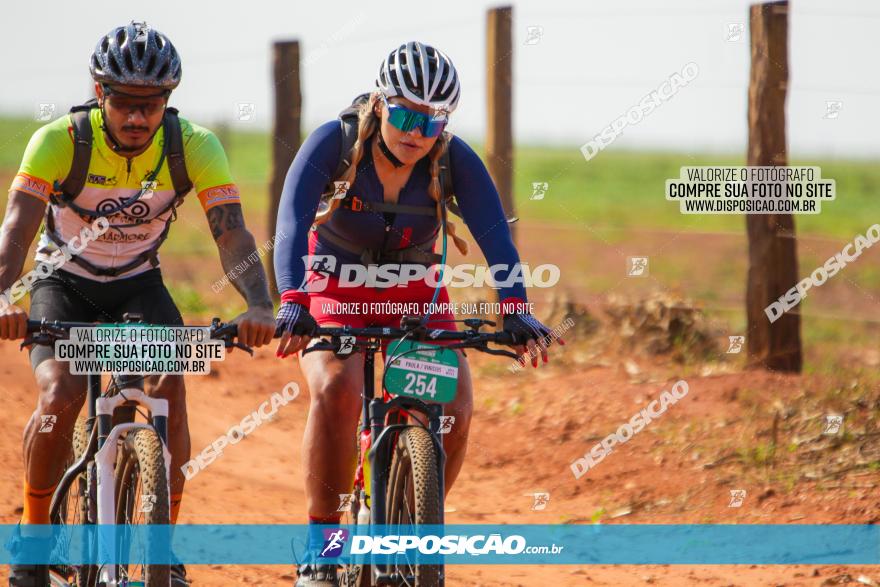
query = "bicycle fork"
xmin=94 ymin=384 xmax=171 ymax=586
xmin=360 ymin=349 xmax=447 ymax=585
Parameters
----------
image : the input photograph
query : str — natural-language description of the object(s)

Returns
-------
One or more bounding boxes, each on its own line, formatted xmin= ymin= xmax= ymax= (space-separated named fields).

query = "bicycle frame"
xmin=94 ymin=385 xmax=171 ymax=586
xmin=351 ymin=340 xmax=447 ymax=585
xmin=30 ymin=316 xmax=251 ymax=586
xmin=306 ymin=320 xmax=518 ymax=586
xmin=49 ymin=371 xmax=171 ymax=587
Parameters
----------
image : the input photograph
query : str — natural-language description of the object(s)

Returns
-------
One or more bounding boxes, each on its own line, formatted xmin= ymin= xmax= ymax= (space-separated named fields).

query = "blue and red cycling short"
xmin=289 ymin=231 xmax=457 ymax=335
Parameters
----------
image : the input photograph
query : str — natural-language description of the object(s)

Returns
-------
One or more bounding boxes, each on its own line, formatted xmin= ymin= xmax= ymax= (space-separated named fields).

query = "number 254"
xmin=403 ymin=373 xmax=437 ymax=398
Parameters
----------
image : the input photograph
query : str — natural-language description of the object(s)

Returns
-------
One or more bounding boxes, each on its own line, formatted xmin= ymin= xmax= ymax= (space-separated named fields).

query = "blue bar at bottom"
xmin=2 ymin=524 xmax=878 ymax=565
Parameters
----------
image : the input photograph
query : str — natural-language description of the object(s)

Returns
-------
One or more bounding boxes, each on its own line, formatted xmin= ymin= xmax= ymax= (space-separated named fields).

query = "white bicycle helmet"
xmin=376 ymin=42 xmax=461 ymax=113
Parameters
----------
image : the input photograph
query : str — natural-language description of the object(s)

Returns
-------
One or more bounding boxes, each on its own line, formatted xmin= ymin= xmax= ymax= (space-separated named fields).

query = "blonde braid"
xmin=427 ymin=133 xmax=469 ymax=255
xmin=314 ymin=92 xmax=381 ymax=225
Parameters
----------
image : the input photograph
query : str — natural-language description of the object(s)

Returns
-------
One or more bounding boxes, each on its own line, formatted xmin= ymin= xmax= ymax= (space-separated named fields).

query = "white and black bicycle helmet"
xmin=376 ymin=42 xmax=461 ymax=113
xmin=90 ymin=21 xmax=182 ymax=90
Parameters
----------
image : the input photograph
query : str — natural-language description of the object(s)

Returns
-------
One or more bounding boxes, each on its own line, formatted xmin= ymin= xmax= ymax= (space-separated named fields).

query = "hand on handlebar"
xmin=231 ymin=305 xmax=276 ymax=352
xmin=275 ymin=302 xmax=317 ymax=359
xmin=0 ymin=305 xmax=28 ymax=340
xmin=503 ymin=312 xmax=564 ymax=368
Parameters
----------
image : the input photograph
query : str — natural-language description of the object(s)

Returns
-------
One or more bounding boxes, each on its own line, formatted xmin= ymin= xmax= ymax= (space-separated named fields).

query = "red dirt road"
xmin=0 ymin=336 xmax=878 ymax=586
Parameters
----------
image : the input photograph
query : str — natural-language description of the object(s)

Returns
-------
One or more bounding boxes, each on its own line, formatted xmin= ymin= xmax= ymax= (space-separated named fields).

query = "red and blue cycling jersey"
xmin=273 ymin=120 xmax=527 ymax=318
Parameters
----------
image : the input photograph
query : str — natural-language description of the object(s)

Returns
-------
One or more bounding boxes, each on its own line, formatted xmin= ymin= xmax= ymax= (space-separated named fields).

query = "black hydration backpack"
xmin=44 ymin=99 xmax=194 ymax=277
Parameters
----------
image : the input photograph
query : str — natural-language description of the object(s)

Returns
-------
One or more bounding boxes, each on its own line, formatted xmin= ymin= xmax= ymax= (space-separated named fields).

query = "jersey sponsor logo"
xmin=86 ymin=173 xmax=118 ymax=186
xmin=12 ymin=173 xmax=50 ymax=200
xmin=96 ymin=231 xmax=152 ymax=243
xmin=200 ymin=184 xmax=241 ymax=209
xmin=89 ymin=197 xmax=152 ymax=225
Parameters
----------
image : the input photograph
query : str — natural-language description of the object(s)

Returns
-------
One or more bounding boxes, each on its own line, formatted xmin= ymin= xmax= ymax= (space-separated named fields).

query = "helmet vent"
xmin=108 ymin=55 xmax=121 ymax=77
xmin=135 ymin=38 xmax=146 ymax=61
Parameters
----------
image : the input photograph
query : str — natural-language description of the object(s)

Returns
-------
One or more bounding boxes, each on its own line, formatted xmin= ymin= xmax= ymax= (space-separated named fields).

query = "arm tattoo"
xmin=207 ymin=204 xmax=245 ymax=240
xmin=219 ymin=237 xmax=273 ymax=308
xmin=208 ymin=204 xmax=273 ymax=308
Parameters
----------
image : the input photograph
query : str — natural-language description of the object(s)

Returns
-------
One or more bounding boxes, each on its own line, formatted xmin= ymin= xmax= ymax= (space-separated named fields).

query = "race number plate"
xmin=385 ymin=340 xmax=459 ymax=403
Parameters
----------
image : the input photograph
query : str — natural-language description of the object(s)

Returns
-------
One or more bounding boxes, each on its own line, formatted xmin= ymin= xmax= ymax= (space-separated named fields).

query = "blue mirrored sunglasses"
xmin=380 ymin=94 xmax=448 ymax=138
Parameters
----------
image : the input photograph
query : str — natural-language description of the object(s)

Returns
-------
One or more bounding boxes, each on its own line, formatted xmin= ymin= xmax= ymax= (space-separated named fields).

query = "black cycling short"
xmin=28 ymin=268 xmax=183 ymax=370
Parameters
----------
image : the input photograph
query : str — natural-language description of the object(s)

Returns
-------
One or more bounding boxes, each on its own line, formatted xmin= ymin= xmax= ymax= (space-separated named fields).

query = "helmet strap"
xmin=376 ymin=130 xmax=405 ymax=168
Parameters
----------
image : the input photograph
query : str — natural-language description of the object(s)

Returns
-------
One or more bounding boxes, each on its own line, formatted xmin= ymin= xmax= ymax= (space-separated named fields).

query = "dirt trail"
xmin=0 ymin=339 xmax=877 ymax=586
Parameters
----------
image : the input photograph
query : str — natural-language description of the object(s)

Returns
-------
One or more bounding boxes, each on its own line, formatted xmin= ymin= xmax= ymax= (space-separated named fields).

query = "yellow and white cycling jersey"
xmin=10 ymin=108 xmax=240 ymax=282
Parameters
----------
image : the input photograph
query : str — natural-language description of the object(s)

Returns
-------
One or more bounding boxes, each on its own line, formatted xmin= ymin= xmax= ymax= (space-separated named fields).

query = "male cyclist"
xmin=0 ymin=22 xmax=276 ymax=586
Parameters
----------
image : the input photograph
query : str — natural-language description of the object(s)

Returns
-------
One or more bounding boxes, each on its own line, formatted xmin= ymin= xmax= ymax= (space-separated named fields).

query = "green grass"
xmin=1 ymin=115 xmax=878 ymax=353
xmin=0 ymin=117 xmax=43 ymax=170
xmin=2 ymin=115 xmax=877 ymax=239
xmin=513 ymin=146 xmax=880 ymax=239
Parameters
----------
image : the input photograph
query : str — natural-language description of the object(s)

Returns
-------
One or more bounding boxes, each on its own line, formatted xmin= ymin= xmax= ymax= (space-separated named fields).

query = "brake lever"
xmin=20 ymin=332 xmax=59 ymax=350
xmin=479 ymin=347 xmax=520 ymax=359
xmin=463 ymin=318 xmax=496 ymax=330
xmin=230 ymin=341 xmax=254 ymax=356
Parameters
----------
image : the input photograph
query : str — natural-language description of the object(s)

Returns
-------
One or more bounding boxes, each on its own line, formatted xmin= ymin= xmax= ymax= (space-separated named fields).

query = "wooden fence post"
xmin=745 ymin=0 xmax=802 ymax=372
xmin=268 ymin=40 xmax=301 ymax=300
xmin=486 ymin=6 xmax=516 ymax=241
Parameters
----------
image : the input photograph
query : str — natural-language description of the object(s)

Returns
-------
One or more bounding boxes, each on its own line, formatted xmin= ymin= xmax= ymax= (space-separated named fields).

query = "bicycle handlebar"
xmin=23 ymin=317 xmax=264 ymax=355
xmin=303 ymin=319 xmax=520 ymax=359
xmin=24 ymin=314 xmax=522 ymax=359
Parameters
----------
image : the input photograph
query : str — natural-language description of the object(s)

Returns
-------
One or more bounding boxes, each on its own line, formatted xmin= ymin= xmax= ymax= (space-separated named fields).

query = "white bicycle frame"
xmin=94 ymin=387 xmax=172 ymax=587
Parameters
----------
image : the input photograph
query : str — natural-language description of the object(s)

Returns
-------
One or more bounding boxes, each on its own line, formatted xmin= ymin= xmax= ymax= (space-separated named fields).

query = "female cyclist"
xmin=273 ymin=41 xmax=560 ymax=586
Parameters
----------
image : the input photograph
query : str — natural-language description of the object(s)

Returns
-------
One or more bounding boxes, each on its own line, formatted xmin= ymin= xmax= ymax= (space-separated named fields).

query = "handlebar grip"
xmin=212 ymin=322 xmax=279 ymax=339
xmin=211 ymin=323 xmax=238 ymax=338
xmin=493 ymin=331 xmax=517 ymax=345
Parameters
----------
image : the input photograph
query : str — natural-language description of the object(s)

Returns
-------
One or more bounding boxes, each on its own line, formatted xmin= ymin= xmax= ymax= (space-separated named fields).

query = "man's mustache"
xmin=121 ymin=125 xmax=150 ymax=133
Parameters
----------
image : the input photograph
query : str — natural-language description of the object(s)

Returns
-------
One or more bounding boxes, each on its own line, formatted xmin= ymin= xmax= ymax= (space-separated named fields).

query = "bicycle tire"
xmin=385 ymin=426 xmax=443 ymax=586
xmin=114 ymin=428 xmax=170 ymax=587
xmin=51 ymin=417 xmax=96 ymax=586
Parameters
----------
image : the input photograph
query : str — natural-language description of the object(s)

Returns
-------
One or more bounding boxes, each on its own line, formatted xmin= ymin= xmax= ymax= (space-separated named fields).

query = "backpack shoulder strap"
xmin=56 ymin=99 xmax=98 ymax=204
xmin=162 ymin=107 xmax=193 ymax=197
xmin=438 ymin=139 xmax=463 ymax=218
xmin=334 ymin=92 xmax=371 ymax=180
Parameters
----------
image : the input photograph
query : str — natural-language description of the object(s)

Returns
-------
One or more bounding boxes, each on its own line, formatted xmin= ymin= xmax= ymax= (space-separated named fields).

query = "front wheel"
xmin=115 ymin=428 xmax=171 ymax=587
xmin=385 ymin=426 xmax=443 ymax=586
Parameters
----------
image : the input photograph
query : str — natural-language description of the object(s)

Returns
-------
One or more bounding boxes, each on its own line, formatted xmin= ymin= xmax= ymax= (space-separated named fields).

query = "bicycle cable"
xmin=381 ymin=193 xmax=450 ymax=378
